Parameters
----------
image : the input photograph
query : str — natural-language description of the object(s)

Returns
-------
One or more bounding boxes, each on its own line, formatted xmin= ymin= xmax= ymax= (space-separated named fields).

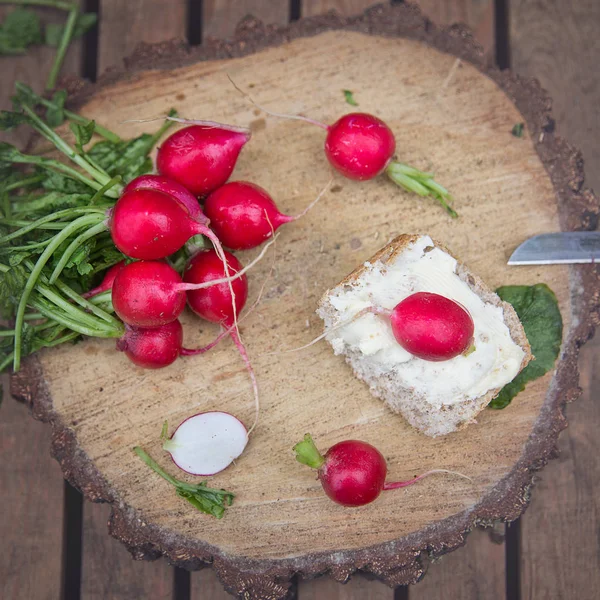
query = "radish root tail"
xmin=226 ymin=74 xmax=330 ymax=131
xmin=383 ymin=469 xmax=473 ymax=491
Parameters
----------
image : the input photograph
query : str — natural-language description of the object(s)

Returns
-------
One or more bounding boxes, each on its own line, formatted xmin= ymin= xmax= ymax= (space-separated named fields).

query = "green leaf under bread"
xmin=489 ymin=283 xmax=563 ymax=409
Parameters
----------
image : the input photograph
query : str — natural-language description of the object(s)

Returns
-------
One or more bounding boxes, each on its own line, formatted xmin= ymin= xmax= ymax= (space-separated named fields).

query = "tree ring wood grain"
xmin=10 ymin=4 xmax=600 ymax=599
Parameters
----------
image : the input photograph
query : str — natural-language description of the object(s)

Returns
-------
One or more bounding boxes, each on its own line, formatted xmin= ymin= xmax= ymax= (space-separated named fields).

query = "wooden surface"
xmin=0 ymin=1 xmax=598 ymax=599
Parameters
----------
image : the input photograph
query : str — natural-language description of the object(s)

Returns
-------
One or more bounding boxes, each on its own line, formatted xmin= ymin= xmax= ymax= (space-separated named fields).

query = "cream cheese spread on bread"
xmin=320 ymin=235 xmax=525 ymax=408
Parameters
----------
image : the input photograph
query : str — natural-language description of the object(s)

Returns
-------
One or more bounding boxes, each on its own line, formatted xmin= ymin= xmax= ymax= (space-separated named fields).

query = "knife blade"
xmin=508 ymin=232 xmax=600 ymax=265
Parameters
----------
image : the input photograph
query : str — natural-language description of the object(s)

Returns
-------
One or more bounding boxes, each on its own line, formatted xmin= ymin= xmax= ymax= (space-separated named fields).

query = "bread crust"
xmin=317 ymin=234 xmax=533 ymax=437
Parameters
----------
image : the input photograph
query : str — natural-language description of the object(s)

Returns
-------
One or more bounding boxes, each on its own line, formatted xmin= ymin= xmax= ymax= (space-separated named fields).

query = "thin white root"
xmin=226 ymin=74 xmax=330 ymax=131
xmin=264 ymin=306 xmax=387 ymax=356
xmin=181 ymin=235 xmax=278 ymax=291
xmin=291 ymin=175 xmax=334 ymax=221
xmin=166 ymin=116 xmax=251 ymax=135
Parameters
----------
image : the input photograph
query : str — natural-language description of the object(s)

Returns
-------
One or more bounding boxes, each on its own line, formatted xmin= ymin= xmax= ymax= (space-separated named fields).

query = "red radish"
xmin=162 ymin=412 xmax=248 ymax=475
xmin=115 ymin=319 xmax=238 ymax=369
xmin=157 ymin=124 xmax=251 ymax=197
xmin=324 ymin=113 xmax=396 ymax=180
xmin=228 ymin=78 xmax=457 ymax=217
xmin=110 ymin=188 xmax=214 ymax=260
xmin=116 ymin=320 xmax=184 ymax=369
xmin=112 ymin=261 xmax=186 ymax=327
xmin=82 ymin=260 xmax=125 ymax=298
xmin=389 ymin=292 xmax=474 ymax=361
xmin=294 ymin=434 xmax=471 ymax=507
xmin=184 ymin=248 xmax=259 ymax=433
xmin=281 ymin=292 xmax=475 ymax=362
xmin=123 ymin=174 xmax=205 ymax=222
xmin=111 ymin=241 xmax=274 ymax=327
xmin=203 ymin=179 xmax=330 ymax=250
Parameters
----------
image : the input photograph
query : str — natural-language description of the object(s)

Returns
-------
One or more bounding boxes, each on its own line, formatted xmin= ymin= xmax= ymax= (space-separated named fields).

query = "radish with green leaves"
xmin=294 ymin=434 xmax=471 ymax=506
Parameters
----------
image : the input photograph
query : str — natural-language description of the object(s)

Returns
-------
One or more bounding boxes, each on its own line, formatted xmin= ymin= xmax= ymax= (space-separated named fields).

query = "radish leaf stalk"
xmin=133 ymin=446 xmax=234 ymax=518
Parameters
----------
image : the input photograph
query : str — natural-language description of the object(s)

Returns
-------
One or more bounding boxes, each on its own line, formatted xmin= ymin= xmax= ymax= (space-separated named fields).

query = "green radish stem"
xmin=0 ymin=207 xmax=105 ymax=244
xmin=19 ymin=105 xmax=121 ymax=196
xmin=385 ymin=162 xmax=457 ymax=218
xmin=4 ymin=174 xmax=45 ymax=191
xmin=49 ymin=219 xmax=106 ymax=283
xmin=12 ymin=213 xmax=114 ymax=370
xmin=46 ymin=6 xmax=78 ymax=90
xmin=3 ymin=149 xmax=111 ymax=194
xmin=15 ymin=82 xmax=120 ymax=142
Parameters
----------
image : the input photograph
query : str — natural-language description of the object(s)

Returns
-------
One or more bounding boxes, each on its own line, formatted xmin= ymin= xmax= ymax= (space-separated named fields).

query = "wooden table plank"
xmin=510 ymin=1 xmax=600 ymax=599
xmin=79 ymin=2 xmax=189 ymax=597
xmin=0 ymin=5 xmax=83 ymax=599
xmin=192 ymin=568 xmax=234 ymax=600
xmin=0 ymin=376 xmax=65 ymax=600
xmin=0 ymin=3 xmax=84 ymax=147
xmin=202 ymin=1 xmax=289 ymax=40
xmin=299 ymin=574 xmax=392 ymax=600
xmin=97 ymin=0 xmax=188 ymax=73
xmin=410 ymin=527 xmax=506 ymax=599
xmin=81 ymin=504 xmax=174 ymax=599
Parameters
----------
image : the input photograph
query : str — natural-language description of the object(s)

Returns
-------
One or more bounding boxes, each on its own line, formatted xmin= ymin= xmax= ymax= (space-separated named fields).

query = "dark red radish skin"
xmin=184 ymin=249 xmax=248 ymax=326
xmin=117 ymin=320 xmax=183 ymax=369
xmin=390 ymin=292 xmax=475 ymax=361
xmin=112 ymin=261 xmax=186 ymax=327
xmin=325 ymin=113 xmax=396 ymax=181
xmin=123 ymin=174 xmax=205 ymax=223
xmin=110 ymin=188 xmax=204 ymax=260
xmin=294 ymin=434 xmax=471 ymax=507
xmin=82 ymin=260 xmax=125 ymax=298
xmin=204 ymin=180 xmax=330 ymax=250
xmin=157 ymin=125 xmax=251 ymax=197
xmin=204 ymin=182 xmax=292 ymax=250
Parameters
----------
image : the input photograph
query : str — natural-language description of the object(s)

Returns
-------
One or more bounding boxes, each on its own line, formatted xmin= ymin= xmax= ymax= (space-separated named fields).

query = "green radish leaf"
xmin=511 ymin=123 xmax=525 ymax=138
xmin=343 ymin=89 xmax=358 ymax=106
xmin=46 ymin=90 xmax=68 ymax=128
xmin=88 ymin=135 xmax=154 ymax=183
xmin=41 ymin=171 xmax=92 ymax=194
xmin=0 ymin=264 xmax=28 ymax=319
xmin=0 ymin=9 xmax=43 ymax=55
xmin=13 ymin=192 xmax=93 ymax=214
xmin=489 ymin=284 xmax=563 ymax=409
xmin=0 ymin=112 xmax=30 ymax=131
xmin=70 ymin=120 xmax=96 ymax=153
xmin=44 ymin=13 xmax=97 ymax=47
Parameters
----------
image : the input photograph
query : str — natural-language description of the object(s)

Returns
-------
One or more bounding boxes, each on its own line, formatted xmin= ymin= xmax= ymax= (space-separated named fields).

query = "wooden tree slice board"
xmin=11 ymin=6 xmax=600 ymax=599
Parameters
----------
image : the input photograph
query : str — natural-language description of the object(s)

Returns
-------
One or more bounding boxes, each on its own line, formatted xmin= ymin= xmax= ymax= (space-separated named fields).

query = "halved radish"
xmin=162 ymin=412 xmax=248 ymax=476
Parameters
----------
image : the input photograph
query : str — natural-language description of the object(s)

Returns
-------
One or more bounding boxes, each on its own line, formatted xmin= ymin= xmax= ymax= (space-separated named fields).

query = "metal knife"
xmin=508 ymin=232 xmax=600 ymax=265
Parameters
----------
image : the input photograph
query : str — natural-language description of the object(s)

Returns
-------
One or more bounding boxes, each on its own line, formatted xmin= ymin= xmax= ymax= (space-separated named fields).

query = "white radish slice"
xmin=163 ymin=412 xmax=248 ymax=476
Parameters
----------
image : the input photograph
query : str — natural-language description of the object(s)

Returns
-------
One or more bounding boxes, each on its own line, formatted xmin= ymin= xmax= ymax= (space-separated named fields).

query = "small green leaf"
xmin=489 ymin=284 xmax=563 ymax=409
xmin=343 ymin=89 xmax=358 ymax=106
xmin=44 ymin=13 xmax=97 ymax=47
xmin=511 ymin=123 xmax=524 ymax=138
xmin=41 ymin=171 xmax=91 ymax=194
xmin=70 ymin=120 xmax=96 ymax=152
xmin=0 ymin=9 xmax=43 ymax=55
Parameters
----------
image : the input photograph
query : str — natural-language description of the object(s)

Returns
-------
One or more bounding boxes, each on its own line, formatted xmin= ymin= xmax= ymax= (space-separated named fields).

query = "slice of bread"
xmin=317 ymin=234 xmax=532 ymax=437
